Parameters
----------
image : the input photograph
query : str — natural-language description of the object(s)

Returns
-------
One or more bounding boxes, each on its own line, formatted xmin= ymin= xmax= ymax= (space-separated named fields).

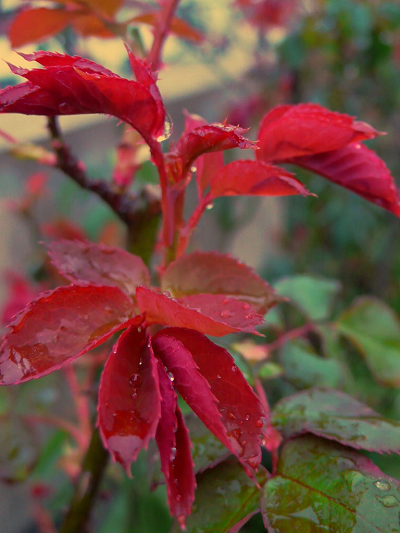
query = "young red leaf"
xmin=0 ymin=284 xmax=137 ymax=385
xmin=47 ymin=240 xmax=150 ymax=297
xmin=290 ymin=143 xmax=400 ymax=217
xmin=257 ymin=103 xmax=381 ymax=163
xmin=131 ymin=13 xmax=204 ymax=43
xmin=162 ymin=251 xmax=281 ymax=314
xmin=156 ymin=362 xmax=195 ymax=527
xmin=98 ymin=325 xmax=161 ymax=474
xmin=209 ymin=160 xmax=312 ymax=199
xmin=0 ymin=52 xmax=163 ymax=141
xmin=9 ymin=8 xmax=79 ymax=48
xmin=136 ymin=286 xmax=264 ymax=336
xmin=81 ymin=0 xmax=123 ymax=17
xmin=155 ymin=328 xmax=268 ymax=471
xmin=71 ymin=12 xmax=115 ymax=38
xmin=168 ymin=123 xmax=256 ymax=181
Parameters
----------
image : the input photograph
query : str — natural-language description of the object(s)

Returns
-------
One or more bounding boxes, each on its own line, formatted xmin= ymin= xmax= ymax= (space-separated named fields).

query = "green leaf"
xmin=262 ymin=435 xmax=400 ymax=533
xmin=272 ymin=388 xmax=400 ymax=453
xmin=337 ymin=297 xmax=400 ymax=387
xmin=281 ymin=340 xmax=345 ymax=389
xmin=171 ymin=458 xmax=268 ymax=533
xmin=257 ymin=362 xmax=284 ymax=380
xmin=274 ymin=275 xmax=341 ymax=321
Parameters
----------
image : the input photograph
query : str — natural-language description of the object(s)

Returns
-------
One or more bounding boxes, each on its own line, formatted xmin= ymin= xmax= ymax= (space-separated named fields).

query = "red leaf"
xmin=47 ymin=240 xmax=150 ymax=297
xmin=71 ymin=12 xmax=115 ymax=38
xmin=136 ymin=286 xmax=263 ymax=336
xmin=0 ymin=284 xmax=137 ymax=384
xmin=168 ymin=123 xmax=256 ymax=181
xmin=155 ymin=361 xmax=195 ymax=526
xmin=210 ymin=160 xmax=313 ymax=199
xmin=162 ymin=251 xmax=281 ymax=314
xmin=153 ymin=328 xmax=268 ymax=470
xmin=80 ymin=0 xmax=123 ymax=17
xmin=9 ymin=8 xmax=79 ymax=48
xmin=98 ymin=325 xmax=161 ymax=474
xmin=257 ymin=103 xmax=381 ymax=163
xmin=0 ymin=51 xmax=163 ymax=141
xmin=130 ymin=13 xmax=204 ymax=43
xmin=125 ymin=45 xmax=165 ymax=139
xmin=290 ymin=143 xmax=400 ymax=217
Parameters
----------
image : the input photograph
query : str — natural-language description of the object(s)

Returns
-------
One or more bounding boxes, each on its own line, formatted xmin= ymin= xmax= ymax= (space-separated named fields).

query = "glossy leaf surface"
xmin=0 ymin=284 xmax=136 ymax=384
xmin=262 ymin=435 xmax=400 ymax=533
xmin=281 ymin=341 xmax=345 ymax=390
xmin=136 ymin=287 xmax=263 ymax=336
xmin=337 ymin=297 xmax=400 ymax=386
xmin=257 ymin=103 xmax=380 ymax=162
xmin=272 ymin=388 xmax=400 ymax=453
xmin=274 ymin=275 xmax=341 ymax=321
xmin=210 ymin=160 xmax=312 ymax=199
xmin=291 ymin=143 xmax=400 ymax=217
xmin=9 ymin=8 xmax=78 ymax=48
xmin=98 ymin=325 xmax=161 ymax=473
xmin=156 ymin=363 xmax=195 ymax=526
xmin=171 ymin=459 xmax=268 ymax=533
xmin=47 ymin=240 xmax=150 ymax=297
xmin=0 ymin=51 xmax=163 ymax=140
xmin=162 ymin=251 xmax=280 ymax=314
xmin=153 ymin=328 xmax=268 ymax=470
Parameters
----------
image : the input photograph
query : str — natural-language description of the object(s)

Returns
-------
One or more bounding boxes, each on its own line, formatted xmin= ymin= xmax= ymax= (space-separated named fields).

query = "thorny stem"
xmin=47 ymin=117 xmax=161 ymax=227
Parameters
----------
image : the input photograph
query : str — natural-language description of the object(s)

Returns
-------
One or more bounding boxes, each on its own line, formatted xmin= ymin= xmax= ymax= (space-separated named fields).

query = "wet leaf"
xmin=162 ymin=251 xmax=280 ymax=315
xmin=136 ymin=287 xmax=264 ymax=336
xmin=171 ymin=458 xmax=268 ymax=533
xmin=272 ymin=388 xmax=400 ymax=453
xmin=257 ymin=103 xmax=380 ymax=162
xmin=155 ymin=362 xmax=195 ymax=527
xmin=262 ymin=435 xmax=400 ymax=533
xmin=210 ymin=160 xmax=312 ymax=199
xmin=290 ymin=143 xmax=400 ymax=217
xmin=9 ymin=7 xmax=79 ymax=48
xmin=281 ymin=341 xmax=345 ymax=389
xmin=47 ymin=240 xmax=150 ymax=297
xmin=98 ymin=325 xmax=161 ymax=474
xmin=0 ymin=284 xmax=137 ymax=384
xmin=274 ymin=275 xmax=341 ymax=321
xmin=337 ymin=297 xmax=400 ymax=386
xmin=0 ymin=51 xmax=164 ymax=141
xmin=152 ymin=328 xmax=268 ymax=471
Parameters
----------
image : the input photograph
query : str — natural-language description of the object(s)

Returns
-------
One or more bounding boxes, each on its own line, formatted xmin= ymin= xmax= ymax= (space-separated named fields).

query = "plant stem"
xmin=147 ymin=0 xmax=182 ymax=70
xmin=59 ymin=429 xmax=109 ymax=533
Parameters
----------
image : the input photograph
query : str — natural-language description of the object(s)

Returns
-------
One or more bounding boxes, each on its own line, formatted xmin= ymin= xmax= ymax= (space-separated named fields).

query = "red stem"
xmin=266 ymin=322 xmax=314 ymax=353
xmin=176 ymin=192 xmax=212 ymax=257
xmin=23 ymin=415 xmax=86 ymax=449
xmin=147 ymin=0 xmax=182 ymax=70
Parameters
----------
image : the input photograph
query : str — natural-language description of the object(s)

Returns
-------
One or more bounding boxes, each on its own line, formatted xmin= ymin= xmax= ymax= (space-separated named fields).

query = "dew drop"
xmin=228 ymin=411 xmax=236 ymax=420
xmin=129 ymin=374 xmax=142 ymax=388
xmin=168 ymin=372 xmax=175 ymax=382
xmin=242 ymin=302 xmax=251 ymax=310
xmin=170 ymin=447 xmax=177 ymax=461
xmin=255 ymin=419 xmax=264 ymax=428
xmin=176 ymin=494 xmax=182 ymax=502
xmin=376 ymin=495 xmax=399 ymax=508
xmin=241 ymin=440 xmax=247 ymax=446
xmin=216 ymin=374 xmax=222 ymax=379
xmin=221 ymin=310 xmax=233 ymax=318
xmin=245 ymin=414 xmax=250 ymax=421
xmin=163 ymin=291 xmax=171 ymax=298
xmin=190 ymin=166 xmax=197 ymax=173
xmin=223 ymin=298 xmax=230 ymax=305
xmin=206 ymin=203 xmax=214 ymax=211
xmin=245 ymin=314 xmax=254 ymax=320
xmin=374 ymin=480 xmax=391 ymax=491
xmin=231 ymin=366 xmax=238 ymax=372
xmin=157 ymin=113 xmax=173 ymax=142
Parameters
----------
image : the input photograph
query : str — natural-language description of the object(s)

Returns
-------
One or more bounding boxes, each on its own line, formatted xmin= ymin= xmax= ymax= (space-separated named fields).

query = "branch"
xmin=147 ymin=0 xmax=182 ymax=70
xmin=47 ymin=117 xmax=160 ymax=227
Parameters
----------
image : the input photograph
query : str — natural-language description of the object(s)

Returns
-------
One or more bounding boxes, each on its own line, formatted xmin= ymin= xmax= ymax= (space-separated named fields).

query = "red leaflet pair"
xmin=0 ymin=241 xmax=278 ymax=526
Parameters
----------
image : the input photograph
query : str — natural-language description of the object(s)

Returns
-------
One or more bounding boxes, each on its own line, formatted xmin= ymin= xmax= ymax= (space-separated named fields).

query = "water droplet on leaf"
xmin=129 ymin=374 xmax=142 ymax=387
xmin=374 ymin=480 xmax=391 ymax=491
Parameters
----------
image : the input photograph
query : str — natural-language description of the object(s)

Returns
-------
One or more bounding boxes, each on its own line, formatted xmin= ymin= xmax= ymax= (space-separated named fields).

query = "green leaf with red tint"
xmin=155 ymin=362 xmax=195 ymax=528
xmin=0 ymin=51 xmax=164 ymax=141
xmin=0 ymin=284 xmax=137 ymax=385
xmin=262 ymin=435 xmax=400 ymax=533
xmin=136 ymin=286 xmax=264 ymax=336
xmin=168 ymin=123 xmax=256 ymax=180
xmin=170 ymin=459 xmax=268 ymax=533
xmin=272 ymin=388 xmax=400 ymax=453
xmin=290 ymin=143 xmax=400 ymax=217
xmin=162 ymin=251 xmax=280 ymax=314
xmin=47 ymin=240 xmax=150 ymax=297
xmin=153 ymin=328 xmax=268 ymax=471
xmin=337 ymin=297 xmax=400 ymax=387
xmin=98 ymin=325 xmax=161 ymax=474
xmin=9 ymin=8 xmax=79 ymax=48
xmin=257 ymin=103 xmax=381 ymax=163
xmin=210 ymin=160 xmax=312 ymax=199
